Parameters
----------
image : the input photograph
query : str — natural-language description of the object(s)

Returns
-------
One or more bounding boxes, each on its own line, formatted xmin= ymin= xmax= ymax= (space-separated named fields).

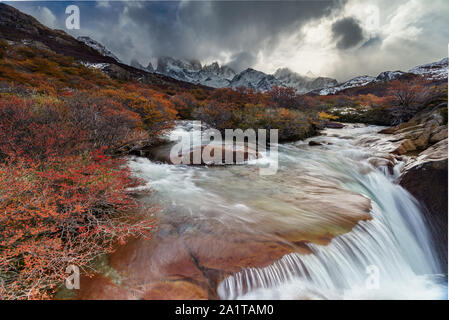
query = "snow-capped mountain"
xmin=319 ymin=75 xmax=376 ymax=95
xmin=306 ymin=70 xmax=317 ymax=78
xmin=229 ymin=68 xmax=284 ymax=91
xmin=77 ymin=36 xmax=120 ymax=62
xmin=74 ymin=33 xmax=448 ymax=95
xmin=154 ymin=57 xmax=338 ymax=92
xmin=408 ymin=57 xmax=448 ymax=80
xmin=274 ymin=68 xmax=337 ymax=94
xmin=319 ymin=58 xmax=448 ymax=95
xmin=130 ymin=59 xmax=154 ymax=72
xmin=376 ymin=70 xmax=405 ymax=81
xmin=156 ymin=57 xmax=235 ymax=88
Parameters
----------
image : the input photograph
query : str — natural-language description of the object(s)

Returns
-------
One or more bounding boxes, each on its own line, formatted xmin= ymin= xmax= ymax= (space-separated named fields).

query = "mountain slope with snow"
xmin=77 ymin=36 xmax=121 ymax=63
xmin=130 ymin=59 xmax=154 ymax=73
xmin=274 ymin=68 xmax=338 ymax=94
xmin=319 ymin=75 xmax=376 ymax=95
xmin=156 ymin=57 xmax=236 ymax=88
xmin=408 ymin=58 xmax=448 ymax=80
xmin=376 ymin=70 xmax=405 ymax=81
xmin=154 ymin=57 xmax=338 ymax=92
xmin=229 ymin=68 xmax=284 ymax=91
xmin=318 ymin=58 xmax=448 ymax=95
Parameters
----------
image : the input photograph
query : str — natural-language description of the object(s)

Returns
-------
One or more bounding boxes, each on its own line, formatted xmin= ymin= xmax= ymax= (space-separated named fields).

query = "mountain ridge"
xmin=152 ymin=56 xmax=339 ymax=93
xmin=1 ymin=3 xmax=446 ymax=96
xmin=318 ymin=58 xmax=448 ymax=95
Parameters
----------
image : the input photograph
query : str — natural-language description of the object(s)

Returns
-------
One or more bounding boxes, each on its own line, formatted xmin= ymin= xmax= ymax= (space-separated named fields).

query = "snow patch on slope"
xmin=319 ymin=75 xmax=376 ymax=95
xmin=408 ymin=58 xmax=448 ymax=80
xmin=80 ymin=61 xmax=110 ymax=70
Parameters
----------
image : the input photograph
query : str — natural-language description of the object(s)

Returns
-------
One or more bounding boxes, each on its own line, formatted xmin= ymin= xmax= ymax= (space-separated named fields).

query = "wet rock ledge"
xmin=380 ymin=105 xmax=448 ymax=268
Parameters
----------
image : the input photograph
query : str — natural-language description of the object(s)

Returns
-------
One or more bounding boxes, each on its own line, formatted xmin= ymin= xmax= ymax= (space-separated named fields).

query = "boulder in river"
xmin=325 ymin=122 xmax=345 ymax=129
xmin=393 ymin=139 xmax=416 ymax=155
xmin=430 ymin=127 xmax=448 ymax=143
xmin=148 ymin=142 xmax=260 ymax=165
xmin=177 ymin=145 xmax=260 ymax=165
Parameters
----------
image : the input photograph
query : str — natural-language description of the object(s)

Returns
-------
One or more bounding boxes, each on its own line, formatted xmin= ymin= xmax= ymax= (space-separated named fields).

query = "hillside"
xmin=0 ymin=3 xmax=210 ymax=91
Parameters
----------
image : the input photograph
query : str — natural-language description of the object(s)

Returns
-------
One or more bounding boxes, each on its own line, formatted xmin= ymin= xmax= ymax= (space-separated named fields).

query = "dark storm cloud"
xmin=226 ymin=52 xmax=257 ymax=72
xmin=331 ymin=17 xmax=365 ymax=49
xmin=11 ymin=0 xmax=449 ymax=81
xmin=118 ymin=0 xmax=345 ymax=65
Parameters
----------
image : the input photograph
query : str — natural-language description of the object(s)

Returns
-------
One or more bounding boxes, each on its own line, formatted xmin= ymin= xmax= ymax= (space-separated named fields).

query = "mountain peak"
xmin=153 ymin=56 xmax=339 ymax=93
xmin=155 ymin=57 xmax=235 ymax=88
xmin=274 ymin=67 xmax=337 ymax=94
xmin=408 ymin=57 xmax=448 ymax=80
xmin=240 ymin=68 xmax=262 ymax=74
xmin=230 ymin=68 xmax=283 ymax=91
xmin=306 ymin=70 xmax=317 ymax=78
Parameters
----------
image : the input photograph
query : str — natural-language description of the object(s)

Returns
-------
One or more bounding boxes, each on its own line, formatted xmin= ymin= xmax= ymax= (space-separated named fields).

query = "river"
xmin=76 ymin=122 xmax=448 ymax=300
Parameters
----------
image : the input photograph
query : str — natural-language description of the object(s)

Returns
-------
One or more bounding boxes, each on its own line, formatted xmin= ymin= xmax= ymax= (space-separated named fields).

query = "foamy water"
xmin=128 ymin=122 xmax=448 ymax=300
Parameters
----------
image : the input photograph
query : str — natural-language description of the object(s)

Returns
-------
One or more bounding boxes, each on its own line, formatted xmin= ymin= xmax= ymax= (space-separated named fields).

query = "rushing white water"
xmin=218 ymin=185 xmax=446 ymax=300
xmin=128 ymin=122 xmax=447 ymax=300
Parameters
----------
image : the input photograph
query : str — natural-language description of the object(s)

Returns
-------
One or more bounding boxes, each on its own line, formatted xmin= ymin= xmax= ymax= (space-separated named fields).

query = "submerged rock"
xmin=148 ymin=142 xmax=260 ymax=165
xmin=368 ymin=157 xmax=396 ymax=175
xmin=326 ymin=122 xmax=345 ymax=129
xmin=179 ymin=145 xmax=260 ymax=165
xmin=74 ymin=172 xmax=373 ymax=300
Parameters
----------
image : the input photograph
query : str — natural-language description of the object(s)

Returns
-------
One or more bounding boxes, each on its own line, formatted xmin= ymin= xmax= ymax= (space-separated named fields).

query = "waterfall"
xmin=218 ymin=169 xmax=447 ymax=300
xmin=129 ymin=122 xmax=447 ymax=300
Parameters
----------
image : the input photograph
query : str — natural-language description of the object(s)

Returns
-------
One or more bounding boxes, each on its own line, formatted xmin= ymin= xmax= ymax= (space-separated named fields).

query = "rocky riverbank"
xmin=67 ymin=114 xmax=447 ymax=300
xmin=379 ymin=105 xmax=448 ymax=267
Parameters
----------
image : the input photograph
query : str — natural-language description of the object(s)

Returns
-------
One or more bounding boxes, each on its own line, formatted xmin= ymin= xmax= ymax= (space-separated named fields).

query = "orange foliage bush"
xmin=0 ymin=153 xmax=155 ymax=299
xmin=98 ymin=85 xmax=178 ymax=136
xmin=388 ymin=79 xmax=429 ymax=108
xmin=0 ymin=94 xmax=155 ymax=299
xmin=192 ymin=88 xmax=316 ymax=141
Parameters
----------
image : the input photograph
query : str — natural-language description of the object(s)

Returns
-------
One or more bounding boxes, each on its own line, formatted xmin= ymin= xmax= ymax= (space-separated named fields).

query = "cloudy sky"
xmin=8 ymin=0 xmax=449 ymax=81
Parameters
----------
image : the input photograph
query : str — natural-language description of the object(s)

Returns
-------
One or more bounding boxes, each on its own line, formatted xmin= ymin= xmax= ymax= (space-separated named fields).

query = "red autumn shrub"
xmin=0 ymin=94 xmax=156 ymax=299
xmin=388 ymin=78 xmax=430 ymax=108
xmin=0 ymin=152 xmax=155 ymax=299
xmin=62 ymin=92 xmax=143 ymax=150
xmin=268 ymin=86 xmax=298 ymax=109
xmin=98 ymin=85 xmax=178 ymax=138
xmin=171 ymin=92 xmax=198 ymax=119
xmin=0 ymin=96 xmax=85 ymax=162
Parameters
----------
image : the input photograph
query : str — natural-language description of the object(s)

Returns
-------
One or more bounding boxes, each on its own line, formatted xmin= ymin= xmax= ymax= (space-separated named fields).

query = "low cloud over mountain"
xmin=8 ymin=0 xmax=449 ymax=82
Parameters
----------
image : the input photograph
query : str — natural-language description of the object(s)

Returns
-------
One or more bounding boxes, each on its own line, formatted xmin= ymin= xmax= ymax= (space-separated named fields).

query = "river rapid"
xmin=78 ymin=122 xmax=448 ymax=300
